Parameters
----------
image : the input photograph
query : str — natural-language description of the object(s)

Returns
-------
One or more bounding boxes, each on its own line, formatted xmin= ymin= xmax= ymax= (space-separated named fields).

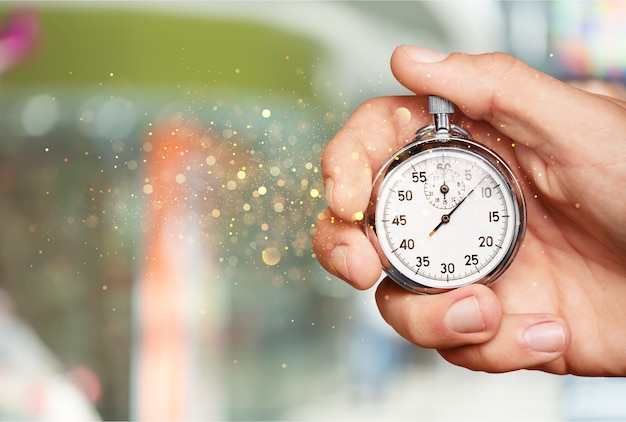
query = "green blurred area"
xmin=2 ymin=6 xmax=322 ymax=97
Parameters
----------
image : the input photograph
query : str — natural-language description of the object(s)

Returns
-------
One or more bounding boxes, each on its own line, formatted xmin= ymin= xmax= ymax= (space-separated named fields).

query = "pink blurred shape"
xmin=0 ymin=9 xmax=39 ymax=73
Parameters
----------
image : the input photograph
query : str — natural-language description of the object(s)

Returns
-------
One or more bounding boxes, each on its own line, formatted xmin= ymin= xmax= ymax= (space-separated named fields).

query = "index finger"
xmin=322 ymin=96 xmax=430 ymax=221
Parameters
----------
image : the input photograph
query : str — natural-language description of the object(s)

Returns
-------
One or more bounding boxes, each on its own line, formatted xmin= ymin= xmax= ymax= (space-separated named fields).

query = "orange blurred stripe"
xmin=135 ymin=123 xmax=199 ymax=421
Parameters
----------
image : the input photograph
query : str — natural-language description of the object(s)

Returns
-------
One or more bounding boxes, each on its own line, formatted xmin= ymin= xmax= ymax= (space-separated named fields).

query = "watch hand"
xmin=429 ymin=176 xmax=486 ymax=237
xmin=441 ymin=165 xmax=447 ymax=201
xmin=440 ymin=182 xmax=449 ymax=201
xmin=428 ymin=194 xmax=469 ymax=236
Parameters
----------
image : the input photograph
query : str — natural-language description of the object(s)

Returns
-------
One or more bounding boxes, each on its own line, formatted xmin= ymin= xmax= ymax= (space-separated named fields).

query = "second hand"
xmin=429 ymin=175 xmax=487 ymax=237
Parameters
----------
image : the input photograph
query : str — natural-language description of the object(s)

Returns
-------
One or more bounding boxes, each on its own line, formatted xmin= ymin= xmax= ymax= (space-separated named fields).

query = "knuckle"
xmin=461 ymin=51 xmax=528 ymax=80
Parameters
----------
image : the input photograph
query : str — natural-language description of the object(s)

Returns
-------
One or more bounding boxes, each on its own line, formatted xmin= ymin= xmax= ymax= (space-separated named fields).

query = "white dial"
xmin=366 ymin=96 xmax=526 ymax=294
xmin=367 ymin=138 xmax=526 ymax=294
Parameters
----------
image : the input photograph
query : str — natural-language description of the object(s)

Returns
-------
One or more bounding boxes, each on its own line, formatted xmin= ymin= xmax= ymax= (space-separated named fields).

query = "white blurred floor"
xmin=283 ymin=359 xmax=563 ymax=421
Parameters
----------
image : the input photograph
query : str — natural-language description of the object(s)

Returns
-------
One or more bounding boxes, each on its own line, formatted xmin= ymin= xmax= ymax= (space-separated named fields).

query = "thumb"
xmin=390 ymin=45 xmax=620 ymax=167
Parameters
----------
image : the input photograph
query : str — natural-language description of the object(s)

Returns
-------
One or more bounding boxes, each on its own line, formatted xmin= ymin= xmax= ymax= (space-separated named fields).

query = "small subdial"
xmin=424 ymin=169 xmax=466 ymax=209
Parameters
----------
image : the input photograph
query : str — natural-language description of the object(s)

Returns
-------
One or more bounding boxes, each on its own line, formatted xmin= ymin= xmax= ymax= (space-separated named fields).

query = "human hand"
xmin=313 ymin=46 xmax=626 ymax=375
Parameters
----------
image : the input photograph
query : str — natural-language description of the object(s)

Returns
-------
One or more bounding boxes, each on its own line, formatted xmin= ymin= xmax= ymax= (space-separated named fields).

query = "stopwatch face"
xmin=366 ymin=138 xmax=526 ymax=294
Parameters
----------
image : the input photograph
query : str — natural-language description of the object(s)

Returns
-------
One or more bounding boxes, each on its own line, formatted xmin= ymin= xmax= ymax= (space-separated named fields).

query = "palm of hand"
xmin=445 ymin=120 xmax=626 ymax=375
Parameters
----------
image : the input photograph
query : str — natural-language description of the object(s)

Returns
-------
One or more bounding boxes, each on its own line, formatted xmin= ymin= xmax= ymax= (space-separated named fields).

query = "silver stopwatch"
xmin=365 ymin=96 xmax=526 ymax=294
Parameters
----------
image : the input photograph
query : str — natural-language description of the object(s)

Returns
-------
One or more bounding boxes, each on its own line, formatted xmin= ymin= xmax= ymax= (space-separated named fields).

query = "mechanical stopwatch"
xmin=365 ymin=96 xmax=526 ymax=294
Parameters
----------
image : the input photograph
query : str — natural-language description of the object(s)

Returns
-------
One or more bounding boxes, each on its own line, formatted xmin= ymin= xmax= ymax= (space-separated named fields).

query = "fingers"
xmin=321 ymin=96 xmax=430 ymax=221
xmin=317 ymin=96 xmax=435 ymax=287
xmin=440 ymin=315 xmax=571 ymax=373
xmin=376 ymin=279 xmax=571 ymax=373
xmin=376 ymin=280 xmax=502 ymax=348
xmin=389 ymin=45 xmax=624 ymax=167
xmin=312 ymin=209 xmax=382 ymax=290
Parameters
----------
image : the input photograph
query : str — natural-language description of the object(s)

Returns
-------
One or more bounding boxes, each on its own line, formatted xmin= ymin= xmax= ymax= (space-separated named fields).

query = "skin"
xmin=312 ymin=46 xmax=626 ymax=376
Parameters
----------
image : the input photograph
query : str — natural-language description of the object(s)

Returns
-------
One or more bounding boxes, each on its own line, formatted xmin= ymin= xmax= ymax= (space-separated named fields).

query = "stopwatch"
xmin=365 ymin=96 xmax=526 ymax=294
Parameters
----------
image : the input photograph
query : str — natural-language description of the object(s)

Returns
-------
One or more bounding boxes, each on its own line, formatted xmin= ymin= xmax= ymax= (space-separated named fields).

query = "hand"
xmin=313 ymin=46 xmax=626 ymax=375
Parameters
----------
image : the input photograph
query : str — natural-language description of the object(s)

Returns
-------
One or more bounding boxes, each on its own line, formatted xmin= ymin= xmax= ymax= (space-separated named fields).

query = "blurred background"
xmin=0 ymin=1 xmax=624 ymax=421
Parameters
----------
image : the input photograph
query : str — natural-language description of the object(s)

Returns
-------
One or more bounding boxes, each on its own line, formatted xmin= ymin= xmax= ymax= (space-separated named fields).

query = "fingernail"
xmin=523 ymin=322 xmax=565 ymax=353
xmin=401 ymin=45 xmax=449 ymax=64
xmin=324 ymin=178 xmax=334 ymax=209
xmin=445 ymin=296 xmax=485 ymax=333
xmin=330 ymin=245 xmax=351 ymax=281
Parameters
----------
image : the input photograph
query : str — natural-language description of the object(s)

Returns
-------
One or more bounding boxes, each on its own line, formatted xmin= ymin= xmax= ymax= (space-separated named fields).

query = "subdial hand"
xmin=440 ymin=183 xmax=449 ymax=200
xmin=441 ymin=166 xmax=448 ymax=200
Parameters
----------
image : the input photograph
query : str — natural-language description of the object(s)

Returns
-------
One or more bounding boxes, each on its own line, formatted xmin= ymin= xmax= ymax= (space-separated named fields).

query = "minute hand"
xmin=429 ymin=176 xmax=486 ymax=237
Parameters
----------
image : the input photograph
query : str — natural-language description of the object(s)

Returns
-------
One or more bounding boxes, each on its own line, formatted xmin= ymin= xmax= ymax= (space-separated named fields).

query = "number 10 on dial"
xmin=366 ymin=97 xmax=526 ymax=294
